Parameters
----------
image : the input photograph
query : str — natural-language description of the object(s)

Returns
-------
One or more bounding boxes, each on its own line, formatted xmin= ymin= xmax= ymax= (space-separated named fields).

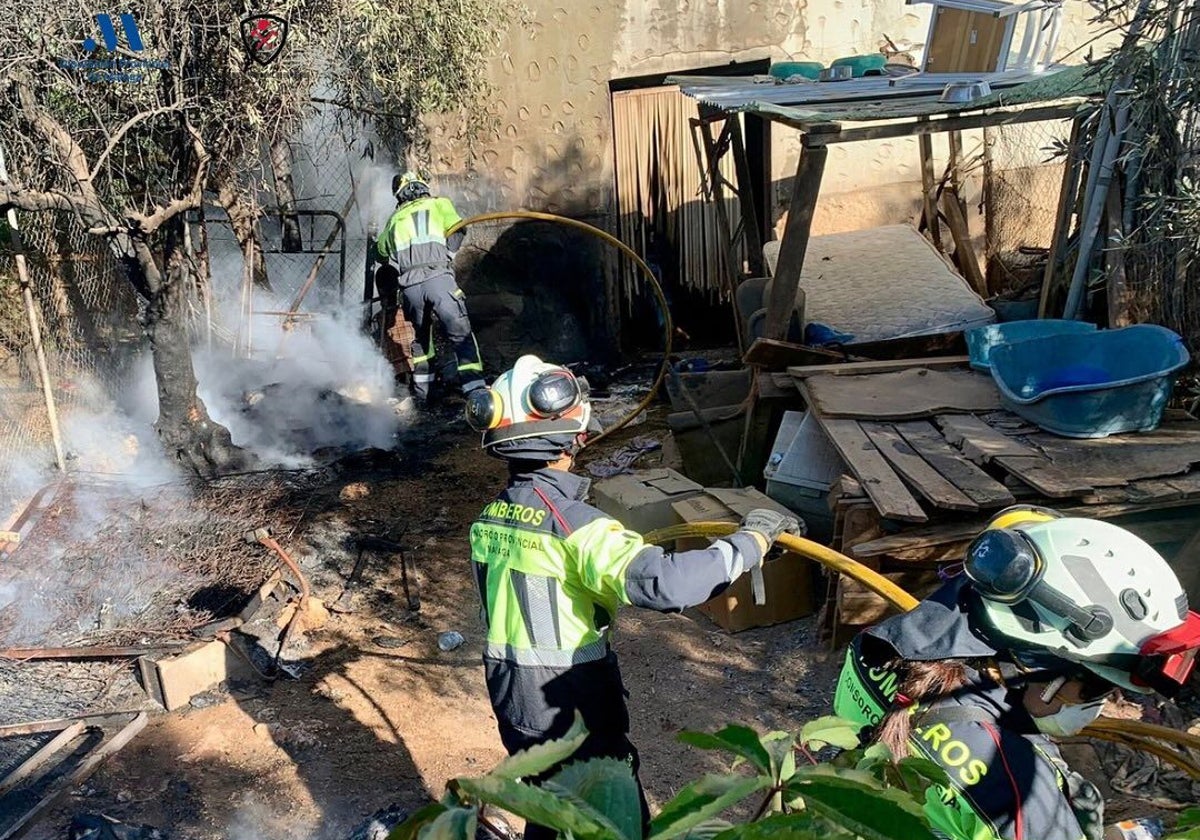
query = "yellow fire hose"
xmin=443 ymin=212 xmax=1199 ymax=779
xmin=446 ymin=211 xmax=673 ymax=447
xmin=646 ymin=521 xmax=1200 ymax=779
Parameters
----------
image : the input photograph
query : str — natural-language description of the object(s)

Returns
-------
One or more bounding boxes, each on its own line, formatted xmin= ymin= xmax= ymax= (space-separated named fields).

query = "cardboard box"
xmin=672 ymin=487 xmax=814 ymax=632
xmin=592 ymin=468 xmax=703 ymax=536
xmin=671 ymin=487 xmax=797 ymax=550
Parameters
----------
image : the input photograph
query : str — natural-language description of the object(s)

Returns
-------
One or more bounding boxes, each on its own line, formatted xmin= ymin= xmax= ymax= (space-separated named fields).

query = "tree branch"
xmin=0 ymin=183 xmax=78 ymax=214
xmin=89 ymin=102 xmax=190 ymax=182
xmin=123 ymin=117 xmax=209 ymax=235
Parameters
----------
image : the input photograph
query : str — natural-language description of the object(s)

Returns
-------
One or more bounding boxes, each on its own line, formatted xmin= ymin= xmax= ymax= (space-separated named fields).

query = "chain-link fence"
xmin=0 ymin=202 xmax=142 ymax=511
xmin=981 ymin=119 xmax=1072 ymax=301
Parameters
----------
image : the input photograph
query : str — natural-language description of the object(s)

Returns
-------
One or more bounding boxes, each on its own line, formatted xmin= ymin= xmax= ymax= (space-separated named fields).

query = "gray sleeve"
xmin=622 ymin=531 xmax=764 ymax=612
xmin=446 ymin=230 xmax=466 ymax=253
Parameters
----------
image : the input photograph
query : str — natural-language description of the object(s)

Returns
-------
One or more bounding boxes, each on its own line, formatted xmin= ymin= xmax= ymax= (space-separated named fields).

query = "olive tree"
xmin=0 ymin=0 xmax=520 ymax=475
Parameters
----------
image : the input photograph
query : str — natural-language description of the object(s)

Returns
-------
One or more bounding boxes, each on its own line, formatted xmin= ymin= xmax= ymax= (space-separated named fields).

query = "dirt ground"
xmin=15 ymin=410 xmax=1197 ymax=837
xmin=24 ymin=418 xmax=842 ymax=839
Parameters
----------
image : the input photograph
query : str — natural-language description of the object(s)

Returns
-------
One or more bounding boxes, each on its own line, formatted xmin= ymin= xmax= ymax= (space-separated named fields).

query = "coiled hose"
xmin=446 ymin=211 xmax=673 ymax=447
xmin=645 ymin=521 xmax=1200 ymax=779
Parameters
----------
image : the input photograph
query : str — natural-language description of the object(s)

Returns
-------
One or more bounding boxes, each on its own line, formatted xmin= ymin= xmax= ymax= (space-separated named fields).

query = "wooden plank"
xmin=744 ymin=337 xmax=856 ymax=370
xmin=843 ymin=331 xmax=967 ymax=361
xmin=918 ymin=133 xmax=944 ymax=250
xmin=994 ymin=455 xmax=1092 ymax=499
xmin=851 ymin=498 xmax=1200 ymax=560
xmin=804 ymin=368 xmax=1001 ymax=420
xmin=797 ymin=104 xmax=1091 ymax=147
xmin=942 ymin=187 xmax=988 ymax=297
xmin=0 ymin=713 xmax=147 ymax=840
xmin=894 ymin=421 xmax=1015 ymax=508
xmin=1027 ymin=427 xmax=1200 ymax=488
xmin=764 ymin=144 xmax=828 ymax=340
xmin=936 ymin=413 xmax=1034 ymax=462
xmin=0 ymin=721 xmax=85 ymax=797
xmin=811 ymin=416 xmax=928 ymax=523
xmin=861 ymin=423 xmax=979 ymax=511
xmin=788 ymin=355 xmax=971 ymax=379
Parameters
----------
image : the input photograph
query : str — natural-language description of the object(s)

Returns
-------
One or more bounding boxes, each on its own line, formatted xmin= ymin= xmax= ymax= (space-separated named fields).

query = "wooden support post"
xmin=1105 ymin=181 xmax=1130 ymax=328
xmin=697 ymin=118 xmax=747 ymax=353
xmin=1039 ymin=115 xmax=1086 ymax=318
xmin=942 ymin=189 xmax=989 ymax=298
xmin=0 ymin=143 xmax=66 ymax=472
xmin=919 ymin=133 xmax=944 ymax=251
xmin=729 ymin=117 xmax=766 ymax=277
xmin=764 ymin=143 xmax=828 ymax=341
xmin=948 ymin=130 xmax=969 ymax=220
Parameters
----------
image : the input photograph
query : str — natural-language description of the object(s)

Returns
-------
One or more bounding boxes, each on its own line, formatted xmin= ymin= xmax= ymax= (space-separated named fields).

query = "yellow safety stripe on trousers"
xmin=458 ymin=362 xmax=484 ymax=373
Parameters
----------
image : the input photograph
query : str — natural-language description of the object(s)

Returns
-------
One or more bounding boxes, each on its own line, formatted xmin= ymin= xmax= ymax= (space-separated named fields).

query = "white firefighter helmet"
xmin=464 ymin=355 xmax=595 ymax=458
xmin=965 ymin=515 xmax=1200 ymax=696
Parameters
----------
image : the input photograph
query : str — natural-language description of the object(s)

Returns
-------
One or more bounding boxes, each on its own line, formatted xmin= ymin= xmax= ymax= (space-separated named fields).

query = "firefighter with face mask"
xmin=466 ymin=355 xmax=801 ymax=840
xmin=833 ymin=505 xmax=1200 ymax=840
xmin=375 ymin=172 xmax=484 ymax=406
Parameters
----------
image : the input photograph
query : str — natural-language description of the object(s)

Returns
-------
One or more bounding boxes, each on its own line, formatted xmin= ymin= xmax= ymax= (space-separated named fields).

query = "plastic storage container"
xmin=764 ymin=410 xmax=846 ymax=541
xmin=830 ymin=54 xmax=887 ymax=77
xmin=966 ymin=319 xmax=1097 ymax=371
xmin=988 ymin=324 xmax=1190 ymax=438
xmin=770 ymin=61 xmax=824 ymax=81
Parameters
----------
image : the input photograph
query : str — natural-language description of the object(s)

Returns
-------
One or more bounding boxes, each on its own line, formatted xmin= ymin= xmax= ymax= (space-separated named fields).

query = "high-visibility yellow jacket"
xmin=470 ymin=466 xmax=764 ymax=738
xmin=377 ymin=196 xmax=464 ymax=283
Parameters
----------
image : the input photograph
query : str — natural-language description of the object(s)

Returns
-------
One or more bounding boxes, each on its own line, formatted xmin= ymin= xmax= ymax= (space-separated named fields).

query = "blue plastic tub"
xmin=988 ymin=324 xmax=1190 ymax=438
xmin=966 ymin=319 xmax=1098 ymax=371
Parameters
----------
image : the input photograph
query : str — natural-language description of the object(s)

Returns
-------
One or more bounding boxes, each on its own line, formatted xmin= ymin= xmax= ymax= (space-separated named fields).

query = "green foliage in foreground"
xmin=389 ymin=715 xmax=949 ymax=840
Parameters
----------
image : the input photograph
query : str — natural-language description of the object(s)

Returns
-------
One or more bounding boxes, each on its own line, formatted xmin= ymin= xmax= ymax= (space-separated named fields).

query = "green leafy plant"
xmin=1166 ymin=807 xmax=1200 ymax=840
xmin=390 ymin=715 xmax=946 ymax=840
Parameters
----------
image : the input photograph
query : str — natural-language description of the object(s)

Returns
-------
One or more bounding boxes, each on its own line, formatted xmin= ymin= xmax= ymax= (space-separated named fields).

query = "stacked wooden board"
xmin=778 ymin=357 xmax=1200 ymax=643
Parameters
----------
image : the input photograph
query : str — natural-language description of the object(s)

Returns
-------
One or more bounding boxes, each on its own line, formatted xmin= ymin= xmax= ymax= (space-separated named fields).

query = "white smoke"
xmin=193 ymin=299 xmax=401 ymax=467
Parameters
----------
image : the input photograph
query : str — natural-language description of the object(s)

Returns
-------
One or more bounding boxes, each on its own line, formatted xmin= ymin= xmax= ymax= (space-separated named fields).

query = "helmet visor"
xmin=965 ymin=530 xmax=1041 ymax=603
xmin=529 ymin=370 xmax=583 ymax=418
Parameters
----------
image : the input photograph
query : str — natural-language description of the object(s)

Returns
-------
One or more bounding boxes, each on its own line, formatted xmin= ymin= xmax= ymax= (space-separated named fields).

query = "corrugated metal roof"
xmin=669 ymin=64 xmax=1100 ymax=124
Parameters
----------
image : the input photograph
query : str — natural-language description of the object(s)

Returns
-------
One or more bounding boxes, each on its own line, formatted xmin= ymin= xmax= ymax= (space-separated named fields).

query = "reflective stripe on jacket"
xmin=377 ymin=195 xmax=463 ymax=279
xmin=470 ymin=467 xmax=763 ymax=736
xmin=833 ymin=639 xmax=1086 ymax=840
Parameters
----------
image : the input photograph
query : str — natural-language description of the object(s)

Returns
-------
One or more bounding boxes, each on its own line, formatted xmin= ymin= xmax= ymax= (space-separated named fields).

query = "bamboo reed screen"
xmin=611 ymin=85 xmax=746 ymax=302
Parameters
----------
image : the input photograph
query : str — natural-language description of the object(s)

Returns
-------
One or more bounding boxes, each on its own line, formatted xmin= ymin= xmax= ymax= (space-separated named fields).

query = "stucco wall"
xmin=435 ymin=0 xmax=1103 ymax=238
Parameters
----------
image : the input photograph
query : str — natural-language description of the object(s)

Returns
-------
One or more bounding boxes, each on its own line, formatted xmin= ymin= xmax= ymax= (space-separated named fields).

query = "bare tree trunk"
xmin=135 ymin=228 xmax=250 ymax=476
xmin=271 ymin=138 xmax=303 ymax=253
xmin=215 ymin=177 xmax=272 ymax=291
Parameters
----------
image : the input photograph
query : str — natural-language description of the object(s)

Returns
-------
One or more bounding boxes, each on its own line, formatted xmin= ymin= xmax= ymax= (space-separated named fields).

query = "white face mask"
xmin=1032 ymin=700 xmax=1105 ymax=737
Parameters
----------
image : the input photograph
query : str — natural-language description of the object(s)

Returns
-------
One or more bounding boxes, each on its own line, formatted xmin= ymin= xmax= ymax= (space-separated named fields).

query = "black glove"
xmin=738 ymin=508 xmax=802 ymax=552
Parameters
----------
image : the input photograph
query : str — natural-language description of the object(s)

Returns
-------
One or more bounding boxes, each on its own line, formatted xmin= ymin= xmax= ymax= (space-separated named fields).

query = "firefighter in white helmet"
xmin=466 ymin=355 xmax=801 ymax=840
xmin=834 ymin=505 xmax=1200 ymax=840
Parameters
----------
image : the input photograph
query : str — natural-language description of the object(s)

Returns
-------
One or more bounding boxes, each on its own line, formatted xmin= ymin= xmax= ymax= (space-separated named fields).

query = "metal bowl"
xmin=939 ymin=80 xmax=992 ymax=103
